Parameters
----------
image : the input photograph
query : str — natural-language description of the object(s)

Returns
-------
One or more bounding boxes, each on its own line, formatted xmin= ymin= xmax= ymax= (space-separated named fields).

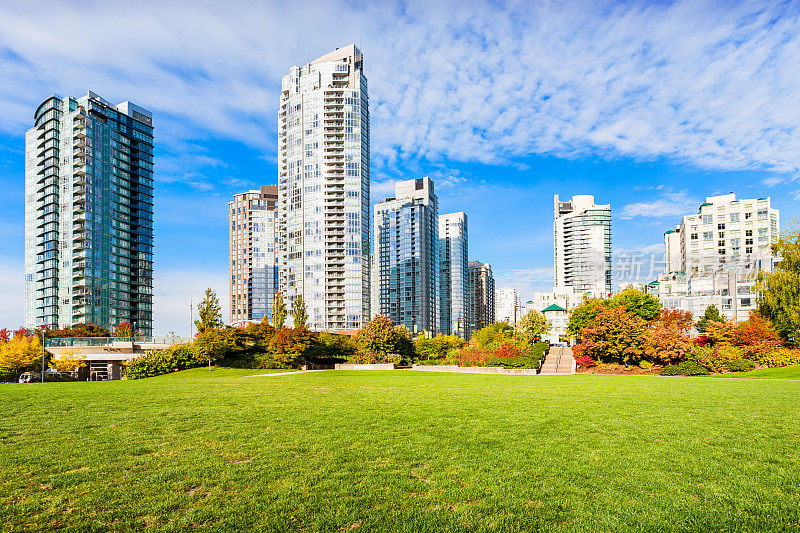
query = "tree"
xmin=114 ymin=321 xmax=134 ymax=339
xmin=47 ymin=324 xmax=111 ymax=338
xmin=757 ymin=227 xmax=800 ymax=341
xmin=292 ymin=295 xmax=309 ymax=330
xmin=268 ymin=327 xmax=317 ymax=368
xmin=471 ymin=322 xmax=513 ymax=349
xmin=607 ymin=288 xmax=663 ymax=322
xmin=705 ymin=319 xmax=738 ymax=346
xmin=515 ymin=310 xmax=551 ymax=343
xmin=0 ymin=335 xmax=42 ymax=376
xmin=579 ymin=307 xmax=648 ymax=365
xmin=567 ymin=298 xmax=607 ymax=337
xmin=195 ymin=288 xmax=223 ymax=334
xmin=734 ymin=311 xmax=782 ymax=358
xmin=50 ymin=349 xmax=86 ymax=373
xmin=193 ymin=329 xmax=234 ymax=370
xmin=272 ymin=292 xmax=287 ymax=329
xmin=696 ymin=305 xmax=724 ymax=333
xmin=354 ymin=315 xmax=415 ymax=363
xmin=644 ymin=319 xmax=694 ymax=365
xmin=657 ymin=309 xmax=695 ymax=332
xmin=0 ymin=328 xmax=10 ymax=343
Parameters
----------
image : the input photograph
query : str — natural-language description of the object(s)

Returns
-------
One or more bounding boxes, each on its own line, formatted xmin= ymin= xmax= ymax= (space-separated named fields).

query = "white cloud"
xmin=0 ymin=0 xmax=799 ymax=180
xmin=620 ymin=189 xmax=701 ymax=219
xmin=494 ymin=267 xmax=554 ymax=302
xmin=153 ymin=268 xmax=229 ymax=337
xmin=0 ymin=259 xmax=24 ymax=328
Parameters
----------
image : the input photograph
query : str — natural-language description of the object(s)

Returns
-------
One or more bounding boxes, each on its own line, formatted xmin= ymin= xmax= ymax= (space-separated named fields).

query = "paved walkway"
xmin=247 ymin=370 xmax=329 ymax=377
xmin=539 ymin=346 xmax=576 ymax=375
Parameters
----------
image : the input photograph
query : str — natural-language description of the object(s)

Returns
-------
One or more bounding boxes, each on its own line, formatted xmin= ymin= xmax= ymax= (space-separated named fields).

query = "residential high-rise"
xmin=677 ymin=194 xmax=779 ymax=275
xmin=495 ymin=287 xmax=521 ymax=325
xmin=25 ymin=91 xmax=154 ymax=335
xmin=229 ymin=185 xmax=278 ymax=324
xmin=374 ymin=178 xmax=439 ymax=334
xmin=439 ymin=212 xmax=468 ymax=338
xmin=278 ymin=45 xmax=370 ymax=331
xmin=467 ymin=261 xmax=494 ymax=336
xmin=664 ymin=225 xmax=682 ymax=273
xmin=553 ymin=194 xmax=612 ymax=296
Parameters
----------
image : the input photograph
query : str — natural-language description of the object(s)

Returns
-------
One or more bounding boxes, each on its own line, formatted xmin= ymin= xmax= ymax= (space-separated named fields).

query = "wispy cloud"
xmin=620 ymin=189 xmax=701 ymax=219
xmin=495 ymin=267 xmax=554 ymax=302
xmin=1 ymin=0 xmax=799 ymax=181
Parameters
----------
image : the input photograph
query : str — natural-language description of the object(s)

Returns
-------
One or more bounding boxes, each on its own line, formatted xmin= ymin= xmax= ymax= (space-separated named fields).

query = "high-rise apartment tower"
xmin=553 ymin=194 xmax=612 ymax=296
xmin=278 ymin=45 xmax=370 ymax=331
xmin=25 ymin=91 xmax=154 ymax=335
xmin=439 ymin=212 xmax=468 ymax=338
xmin=229 ymin=185 xmax=278 ymax=324
xmin=374 ymin=178 xmax=439 ymax=334
xmin=467 ymin=261 xmax=494 ymax=336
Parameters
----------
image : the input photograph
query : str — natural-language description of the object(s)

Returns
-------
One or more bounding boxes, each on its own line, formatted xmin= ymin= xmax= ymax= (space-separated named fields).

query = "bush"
xmin=487 ymin=356 xmax=537 ymax=369
xmin=123 ymin=344 xmax=202 ymax=379
xmin=495 ymin=342 xmax=524 ymax=358
xmin=756 ymin=348 xmax=800 ymax=368
xmin=315 ymin=332 xmax=355 ymax=363
xmin=726 ymin=358 xmax=756 ymax=373
xmin=415 ymin=335 xmax=465 ymax=361
xmin=354 ymin=316 xmax=415 ymax=364
xmin=677 ymin=360 xmax=710 ymax=376
xmin=639 ymin=360 xmax=653 ymax=370
xmin=661 ymin=365 xmax=681 ymax=376
xmin=453 ymin=347 xmax=493 ymax=367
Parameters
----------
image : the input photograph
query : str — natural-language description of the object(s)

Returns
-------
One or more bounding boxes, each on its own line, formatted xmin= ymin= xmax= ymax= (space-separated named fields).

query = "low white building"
xmin=495 ymin=287 xmax=522 ymax=325
xmin=541 ymin=304 xmax=569 ymax=344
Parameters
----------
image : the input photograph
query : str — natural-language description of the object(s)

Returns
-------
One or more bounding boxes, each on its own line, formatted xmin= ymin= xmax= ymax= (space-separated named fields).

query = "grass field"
xmin=715 ymin=365 xmax=800 ymax=380
xmin=2 ymin=369 xmax=799 ymax=532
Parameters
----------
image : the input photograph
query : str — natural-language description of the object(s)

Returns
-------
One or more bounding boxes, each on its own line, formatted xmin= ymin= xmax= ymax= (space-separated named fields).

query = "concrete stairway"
xmin=539 ymin=346 xmax=576 ymax=375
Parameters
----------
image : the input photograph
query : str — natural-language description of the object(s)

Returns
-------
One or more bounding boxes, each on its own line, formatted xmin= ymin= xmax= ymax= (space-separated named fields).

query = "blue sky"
xmin=0 ymin=0 xmax=798 ymax=334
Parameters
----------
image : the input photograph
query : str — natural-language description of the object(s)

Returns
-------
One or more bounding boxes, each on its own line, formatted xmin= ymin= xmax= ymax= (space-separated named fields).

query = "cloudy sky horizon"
xmin=0 ymin=0 xmax=798 ymax=334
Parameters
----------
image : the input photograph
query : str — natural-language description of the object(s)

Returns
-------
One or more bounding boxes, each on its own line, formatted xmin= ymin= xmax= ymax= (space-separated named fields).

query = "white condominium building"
xmin=676 ymin=194 xmax=779 ymax=275
xmin=553 ymin=194 xmax=612 ymax=296
xmin=229 ymin=186 xmax=278 ymax=325
xmin=495 ymin=287 xmax=522 ymax=325
xmin=278 ymin=45 xmax=370 ymax=331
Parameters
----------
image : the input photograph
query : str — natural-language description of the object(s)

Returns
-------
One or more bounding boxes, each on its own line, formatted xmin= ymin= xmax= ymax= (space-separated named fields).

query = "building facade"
xmin=25 ymin=91 xmax=154 ymax=335
xmin=467 ymin=261 xmax=494 ymax=337
xmin=373 ymin=178 xmax=439 ymax=335
xmin=229 ymin=185 xmax=278 ymax=324
xmin=553 ymin=194 xmax=612 ymax=296
xmin=676 ymin=194 xmax=779 ymax=275
xmin=439 ymin=212 xmax=468 ymax=338
xmin=278 ymin=45 xmax=370 ymax=331
xmin=495 ymin=287 xmax=522 ymax=325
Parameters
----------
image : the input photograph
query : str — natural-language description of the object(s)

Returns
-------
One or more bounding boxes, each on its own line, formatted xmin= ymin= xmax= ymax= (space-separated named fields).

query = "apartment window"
xmin=702 ymin=215 xmax=713 ymax=224
xmin=730 ymin=213 xmax=739 ymax=222
xmin=717 ymin=223 xmax=725 ymax=230
xmin=746 ymin=229 xmax=753 ymax=237
xmin=703 ymin=232 xmax=713 ymax=240
xmin=746 ymin=246 xmax=753 ymax=254
xmin=745 ymin=212 xmax=753 ymax=219
xmin=718 ymin=240 xmax=725 ymax=247
xmin=691 ymin=233 xmax=698 ymax=240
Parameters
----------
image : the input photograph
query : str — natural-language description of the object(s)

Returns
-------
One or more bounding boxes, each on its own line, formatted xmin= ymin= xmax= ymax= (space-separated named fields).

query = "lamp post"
xmin=41 ymin=329 xmax=46 ymax=384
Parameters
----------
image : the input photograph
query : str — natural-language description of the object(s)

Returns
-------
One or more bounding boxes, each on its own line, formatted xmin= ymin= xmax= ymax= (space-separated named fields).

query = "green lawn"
xmin=715 ymin=365 xmax=800 ymax=380
xmin=1 ymin=369 xmax=799 ymax=532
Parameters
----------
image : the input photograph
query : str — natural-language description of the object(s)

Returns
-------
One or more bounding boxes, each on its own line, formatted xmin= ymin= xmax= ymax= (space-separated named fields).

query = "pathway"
xmin=539 ymin=346 xmax=576 ymax=375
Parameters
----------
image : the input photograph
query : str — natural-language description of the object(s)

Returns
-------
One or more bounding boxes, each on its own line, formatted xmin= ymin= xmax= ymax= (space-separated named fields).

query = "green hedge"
xmin=487 ymin=355 xmax=538 ymax=369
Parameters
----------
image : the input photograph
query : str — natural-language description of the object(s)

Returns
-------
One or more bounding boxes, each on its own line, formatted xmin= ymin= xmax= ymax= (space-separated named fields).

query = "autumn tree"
xmin=515 ymin=310 xmax=551 ymax=343
xmin=292 ymin=295 xmax=309 ymax=330
xmin=757 ymin=227 xmax=800 ymax=340
xmin=354 ymin=315 xmax=415 ymax=362
xmin=706 ymin=319 xmax=738 ymax=346
xmin=0 ymin=335 xmax=42 ymax=376
xmin=195 ymin=288 xmax=223 ymax=334
xmin=50 ymin=349 xmax=86 ymax=373
xmin=579 ymin=307 xmax=648 ymax=365
xmin=114 ymin=321 xmax=134 ymax=339
xmin=0 ymin=328 xmax=10 ymax=343
xmin=272 ymin=292 xmax=287 ymax=328
xmin=696 ymin=305 xmax=724 ymax=333
xmin=657 ymin=308 xmax=695 ymax=332
xmin=47 ymin=324 xmax=111 ymax=338
xmin=644 ymin=310 xmax=694 ymax=364
xmin=735 ymin=311 xmax=782 ymax=358
xmin=471 ymin=322 xmax=513 ymax=350
xmin=567 ymin=298 xmax=607 ymax=337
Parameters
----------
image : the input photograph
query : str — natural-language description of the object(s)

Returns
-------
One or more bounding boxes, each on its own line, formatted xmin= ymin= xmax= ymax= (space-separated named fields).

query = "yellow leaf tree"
xmin=50 ymin=349 xmax=86 ymax=373
xmin=0 ymin=335 xmax=42 ymax=374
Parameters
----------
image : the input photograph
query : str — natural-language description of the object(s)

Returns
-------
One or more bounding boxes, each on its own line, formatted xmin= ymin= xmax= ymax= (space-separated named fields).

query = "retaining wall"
xmin=411 ymin=365 xmax=538 ymax=375
xmin=334 ymin=363 xmax=396 ymax=371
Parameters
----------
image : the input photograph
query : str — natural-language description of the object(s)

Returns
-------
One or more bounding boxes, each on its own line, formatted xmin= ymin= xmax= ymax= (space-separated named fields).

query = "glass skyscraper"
xmin=278 ymin=45 xmax=370 ymax=331
xmin=229 ymin=186 xmax=278 ymax=324
xmin=439 ymin=212 xmax=468 ymax=338
xmin=467 ymin=261 xmax=494 ymax=337
xmin=374 ymin=178 xmax=439 ymax=335
xmin=25 ymin=91 xmax=154 ymax=335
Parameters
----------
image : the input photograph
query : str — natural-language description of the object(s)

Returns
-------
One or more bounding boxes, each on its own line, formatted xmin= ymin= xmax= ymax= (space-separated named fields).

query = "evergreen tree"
xmin=195 ymin=288 xmax=223 ymax=334
xmin=272 ymin=292 xmax=287 ymax=328
xmin=757 ymin=227 xmax=800 ymax=341
xmin=292 ymin=295 xmax=309 ymax=330
xmin=696 ymin=304 xmax=723 ymax=333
